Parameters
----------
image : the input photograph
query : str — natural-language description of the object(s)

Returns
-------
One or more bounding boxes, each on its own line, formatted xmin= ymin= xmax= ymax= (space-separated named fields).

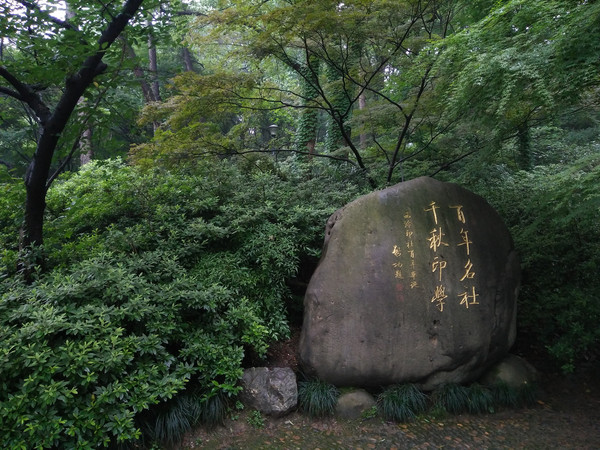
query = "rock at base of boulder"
xmin=335 ymin=389 xmax=376 ymax=420
xmin=480 ymin=354 xmax=538 ymax=387
xmin=240 ymin=367 xmax=297 ymax=417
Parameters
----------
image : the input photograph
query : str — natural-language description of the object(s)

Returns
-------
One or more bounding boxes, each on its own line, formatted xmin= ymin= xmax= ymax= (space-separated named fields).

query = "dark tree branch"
xmin=0 ymin=85 xmax=24 ymax=101
xmin=0 ymin=160 xmax=13 ymax=170
xmin=96 ymin=0 xmax=118 ymax=21
xmin=0 ymin=66 xmax=52 ymax=124
xmin=16 ymin=0 xmax=78 ymax=31
xmin=47 ymin=134 xmax=82 ymax=188
xmin=429 ymin=148 xmax=479 ymax=176
xmin=188 ymin=145 xmax=360 ymax=167
xmin=428 ymin=124 xmax=531 ymax=177
xmin=387 ymin=65 xmax=433 ymax=182
xmin=175 ymin=9 xmax=207 ymax=17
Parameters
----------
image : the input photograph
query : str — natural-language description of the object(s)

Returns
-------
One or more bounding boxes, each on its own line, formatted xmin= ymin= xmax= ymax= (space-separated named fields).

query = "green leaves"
xmin=431 ymin=0 xmax=600 ymax=172
xmin=463 ymin=145 xmax=600 ymax=372
xmin=0 ymin=156 xmax=365 ymax=447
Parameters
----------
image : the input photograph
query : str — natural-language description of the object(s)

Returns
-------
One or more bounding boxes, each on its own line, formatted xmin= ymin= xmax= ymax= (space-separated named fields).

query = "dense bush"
xmin=459 ymin=147 xmax=600 ymax=372
xmin=0 ymin=157 xmax=366 ymax=447
xmin=0 ymin=169 xmax=24 ymax=278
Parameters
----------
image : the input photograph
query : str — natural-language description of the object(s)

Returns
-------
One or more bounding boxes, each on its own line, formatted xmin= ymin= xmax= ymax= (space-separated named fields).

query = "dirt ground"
xmin=182 ymin=370 xmax=600 ymax=449
xmin=182 ymin=331 xmax=600 ymax=449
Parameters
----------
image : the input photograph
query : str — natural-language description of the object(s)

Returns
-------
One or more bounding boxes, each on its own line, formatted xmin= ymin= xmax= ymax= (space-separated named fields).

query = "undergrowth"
xmin=369 ymin=381 xmax=539 ymax=423
xmin=377 ymin=384 xmax=427 ymax=422
xmin=298 ymin=379 xmax=340 ymax=417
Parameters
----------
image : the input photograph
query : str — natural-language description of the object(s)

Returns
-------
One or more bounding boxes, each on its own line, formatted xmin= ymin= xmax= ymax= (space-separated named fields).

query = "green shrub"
xmin=361 ymin=405 xmax=378 ymax=420
xmin=0 ymin=255 xmax=254 ymax=447
xmin=0 ymin=176 xmax=24 ymax=277
xmin=377 ymin=384 xmax=427 ymax=422
xmin=0 ymin=157 xmax=365 ymax=447
xmin=298 ymin=379 xmax=340 ymax=417
xmin=459 ymin=150 xmax=600 ymax=372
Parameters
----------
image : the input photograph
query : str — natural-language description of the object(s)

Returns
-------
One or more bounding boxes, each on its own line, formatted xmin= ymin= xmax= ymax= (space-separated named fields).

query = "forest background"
xmin=0 ymin=0 xmax=599 ymax=447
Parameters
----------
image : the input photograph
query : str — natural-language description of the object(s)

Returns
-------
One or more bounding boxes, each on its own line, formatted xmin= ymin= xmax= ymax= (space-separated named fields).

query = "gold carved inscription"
xmin=431 ymin=285 xmax=447 ymax=312
xmin=453 ymin=206 xmax=478 ymax=309
xmin=391 ymin=211 xmax=418 ymax=289
xmin=428 ymin=227 xmax=449 ymax=252
xmin=458 ymin=286 xmax=479 ymax=308
xmin=394 ymin=202 xmax=481 ymax=310
xmin=460 ymin=258 xmax=475 ymax=281
xmin=458 ymin=228 xmax=472 ymax=256
xmin=424 ymin=201 xmax=440 ymax=224
xmin=405 ymin=211 xmax=418 ymax=288
xmin=425 ymin=202 xmax=479 ymax=311
xmin=431 ymin=256 xmax=447 ymax=282
xmin=450 ymin=205 xmax=466 ymax=223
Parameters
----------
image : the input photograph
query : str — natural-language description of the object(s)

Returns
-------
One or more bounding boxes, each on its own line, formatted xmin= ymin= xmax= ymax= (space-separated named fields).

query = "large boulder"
xmin=299 ymin=177 xmax=519 ymax=390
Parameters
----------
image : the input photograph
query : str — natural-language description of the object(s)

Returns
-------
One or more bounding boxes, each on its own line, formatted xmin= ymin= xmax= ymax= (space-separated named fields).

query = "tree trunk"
xmin=182 ymin=47 xmax=195 ymax=72
xmin=19 ymin=0 xmax=145 ymax=274
xmin=296 ymin=55 xmax=320 ymax=156
xmin=324 ymin=60 xmax=352 ymax=153
xmin=358 ymin=91 xmax=367 ymax=149
xmin=79 ymin=127 xmax=93 ymax=166
xmin=148 ymin=28 xmax=161 ymax=102
xmin=122 ymin=40 xmax=156 ymax=103
xmin=23 ymin=111 xmax=66 ymax=249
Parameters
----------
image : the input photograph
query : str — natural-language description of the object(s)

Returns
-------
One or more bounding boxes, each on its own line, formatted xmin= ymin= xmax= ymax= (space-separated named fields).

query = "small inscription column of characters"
xmin=425 ymin=202 xmax=449 ymax=311
xmin=404 ymin=211 xmax=419 ymax=289
xmin=404 ymin=211 xmax=418 ymax=289
xmin=451 ymin=205 xmax=479 ymax=309
xmin=391 ymin=211 xmax=418 ymax=289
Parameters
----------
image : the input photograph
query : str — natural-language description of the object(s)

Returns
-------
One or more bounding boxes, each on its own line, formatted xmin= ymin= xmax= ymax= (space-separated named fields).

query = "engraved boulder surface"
xmin=299 ymin=177 xmax=519 ymax=390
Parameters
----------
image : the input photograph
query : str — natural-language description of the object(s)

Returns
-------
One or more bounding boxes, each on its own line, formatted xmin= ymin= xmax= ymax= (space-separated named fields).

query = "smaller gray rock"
xmin=240 ymin=367 xmax=297 ymax=416
xmin=335 ymin=389 xmax=376 ymax=420
xmin=480 ymin=354 xmax=538 ymax=387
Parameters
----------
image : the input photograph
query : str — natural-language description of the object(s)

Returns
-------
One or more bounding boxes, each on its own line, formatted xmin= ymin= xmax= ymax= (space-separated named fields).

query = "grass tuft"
xmin=518 ymin=382 xmax=538 ymax=407
xmin=491 ymin=381 xmax=519 ymax=408
xmin=467 ymin=383 xmax=495 ymax=414
xmin=138 ymin=389 xmax=228 ymax=448
xmin=199 ymin=393 xmax=229 ymax=428
xmin=433 ymin=383 xmax=470 ymax=415
xmin=298 ymin=379 xmax=340 ymax=417
xmin=377 ymin=384 xmax=427 ymax=422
